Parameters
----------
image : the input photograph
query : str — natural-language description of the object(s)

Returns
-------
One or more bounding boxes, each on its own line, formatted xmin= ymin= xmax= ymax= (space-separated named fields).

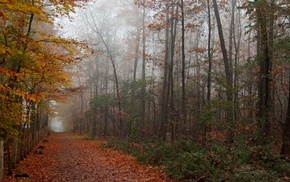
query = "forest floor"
xmin=2 ymin=132 xmax=171 ymax=182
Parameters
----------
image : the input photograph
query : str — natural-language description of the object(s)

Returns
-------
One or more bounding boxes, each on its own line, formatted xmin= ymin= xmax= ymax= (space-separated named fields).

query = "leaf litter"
xmin=3 ymin=132 xmax=172 ymax=182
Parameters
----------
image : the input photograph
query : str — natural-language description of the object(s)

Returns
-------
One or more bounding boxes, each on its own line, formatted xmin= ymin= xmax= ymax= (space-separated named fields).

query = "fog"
xmin=49 ymin=117 xmax=65 ymax=132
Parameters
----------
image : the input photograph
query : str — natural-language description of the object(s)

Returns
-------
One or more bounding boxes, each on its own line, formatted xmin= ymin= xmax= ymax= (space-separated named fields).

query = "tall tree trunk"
xmin=0 ymin=140 xmax=3 ymax=181
xmin=229 ymin=0 xmax=236 ymax=122
xmin=228 ymin=0 xmax=236 ymax=74
xmin=140 ymin=6 xmax=146 ymax=138
xmin=205 ymin=0 xmax=212 ymax=142
xmin=281 ymin=70 xmax=290 ymax=156
xmin=233 ymin=1 xmax=242 ymax=121
xmin=76 ymin=67 xmax=84 ymax=135
xmin=181 ymin=0 xmax=186 ymax=127
xmin=92 ymin=110 xmax=97 ymax=137
xmin=133 ymin=9 xmax=142 ymax=82
xmin=212 ymin=0 xmax=234 ymax=139
xmin=256 ymin=0 xmax=272 ymax=142
xmin=6 ymin=139 xmax=13 ymax=175
xmin=169 ymin=1 xmax=178 ymax=142
xmin=247 ymin=31 xmax=254 ymax=119
xmin=92 ymin=75 xmax=98 ymax=137
xmin=159 ymin=0 xmax=170 ymax=140
xmin=132 ymin=8 xmax=142 ymax=116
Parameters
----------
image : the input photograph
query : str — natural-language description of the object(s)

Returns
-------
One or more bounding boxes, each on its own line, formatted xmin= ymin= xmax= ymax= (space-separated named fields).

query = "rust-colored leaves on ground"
xmin=3 ymin=133 xmax=170 ymax=182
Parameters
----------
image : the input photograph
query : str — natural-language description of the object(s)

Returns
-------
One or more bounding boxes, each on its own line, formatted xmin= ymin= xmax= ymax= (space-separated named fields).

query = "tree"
xmin=0 ymin=0 xmax=85 ymax=177
xmin=212 ymin=0 xmax=234 ymax=140
xmin=140 ymin=6 xmax=146 ymax=138
xmin=246 ymin=0 xmax=273 ymax=142
xmin=180 ymin=0 xmax=186 ymax=128
xmin=205 ymin=0 xmax=212 ymax=142
xmin=85 ymin=7 xmax=124 ymax=137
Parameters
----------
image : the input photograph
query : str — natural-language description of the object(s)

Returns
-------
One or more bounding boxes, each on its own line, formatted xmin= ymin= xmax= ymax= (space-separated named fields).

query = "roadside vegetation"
xmin=106 ymin=136 xmax=290 ymax=181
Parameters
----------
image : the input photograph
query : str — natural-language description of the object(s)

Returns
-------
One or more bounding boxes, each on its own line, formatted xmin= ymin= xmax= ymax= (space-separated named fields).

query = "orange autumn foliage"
xmin=0 ymin=0 xmax=87 ymax=137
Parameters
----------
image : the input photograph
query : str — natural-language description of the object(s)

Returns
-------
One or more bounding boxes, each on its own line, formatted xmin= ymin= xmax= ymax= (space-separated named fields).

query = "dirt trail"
xmin=3 ymin=133 xmax=170 ymax=182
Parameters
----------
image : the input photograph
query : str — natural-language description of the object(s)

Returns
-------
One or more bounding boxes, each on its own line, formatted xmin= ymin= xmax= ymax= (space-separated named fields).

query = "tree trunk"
xmin=6 ymin=139 xmax=13 ymax=175
xmin=205 ymin=0 xmax=212 ymax=142
xmin=181 ymin=0 xmax=186 ymax=127
xmin=281 ymin=70 xmax=290 ymax=156
xmin=228 ymin=0 xmax=236 ymax=74
xmin=0 ymin=140 xmax=3 ymax=181
xmin=76 ymin=67 xmax=84 ymax=135
xmin=256 ymin=0 xmax=272 ymax=142
xmin=212 ymin=0 xmax=234 ymax=139
xmin=133 ymin=9 xmax=142 ymax=82
xmin=169 ymin=1 xmax=178 ymax=142
xmin=233 ymin=2 xmax=242 ymax=121
xmin=140 ymin=6 xmax=146 ymax=138
xmin=159 ymin=0 xmax=170 ymax=140
xmin=132 ymin=8 xmax=142 ymax=113
xmin=92 ymin=110 xmax=97 ymax=137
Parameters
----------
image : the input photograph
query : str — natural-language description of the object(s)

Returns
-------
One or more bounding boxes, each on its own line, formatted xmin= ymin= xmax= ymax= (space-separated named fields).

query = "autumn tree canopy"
xmin=0 ymin=0 xmax=86 ymax=137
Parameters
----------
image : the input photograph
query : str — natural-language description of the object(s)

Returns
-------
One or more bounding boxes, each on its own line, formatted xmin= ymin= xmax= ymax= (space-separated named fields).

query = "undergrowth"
xmin=105 ymin=138 xmax=290 ymax=181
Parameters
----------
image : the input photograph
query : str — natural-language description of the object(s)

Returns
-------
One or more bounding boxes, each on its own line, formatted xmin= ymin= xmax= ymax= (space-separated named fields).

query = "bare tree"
xmin=86 ymin=9 xmax=124 ymax=137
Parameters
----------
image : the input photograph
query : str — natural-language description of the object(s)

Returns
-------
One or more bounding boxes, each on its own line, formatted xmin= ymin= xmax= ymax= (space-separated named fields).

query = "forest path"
xmin=3 ymin=132 xmax=169 ymax=182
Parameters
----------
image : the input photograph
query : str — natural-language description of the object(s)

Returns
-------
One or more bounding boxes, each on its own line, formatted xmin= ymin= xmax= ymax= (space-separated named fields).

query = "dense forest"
xmin=1 ymin=0 xmax=290 ymax=181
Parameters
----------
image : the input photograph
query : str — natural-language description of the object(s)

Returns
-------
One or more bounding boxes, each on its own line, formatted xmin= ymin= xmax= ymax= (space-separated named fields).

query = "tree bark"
xmin=140 ymin=6 xmax=146 ymax=138
xmin=169 ymin=1 xmax=178 ymax=141
xmin=0 ymin=140 xmax=3 ymax=181
xmin=133 ymin=9 xmax=142 ymax=82
xmin=159 ymin=0 xmax=170 ymax=140
xmin=212 ymin=0 xmax=234 ymax=134
xmin=281 ymin=70 xmax=290 ymax=156
xmin=76 ymin=67 xmax=84 ymax=135
xmin=205 ymin=0 xmax=212 ymax=142
xmin=256 ymin=0 xmax=272 ymax=142
xmin=181 ymin=0 xmax=186 ymax=127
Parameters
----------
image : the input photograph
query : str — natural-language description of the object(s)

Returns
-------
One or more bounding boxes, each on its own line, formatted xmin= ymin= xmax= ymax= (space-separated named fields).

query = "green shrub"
xmin=229 ymin=145 xmax=251 ymax=165
xmin=105 ymin=140 xmax=131 ymax=152
xmin=106 ymin=138 xmax=290 ymax=181
xmin=175 ymin=139 xmax=200 ymax=152
xmin=136 ymin=142 xmax=176 ymax=164
xmin=165 ymin=151 xmax=215 ymax=180
xmin=230 ymin=168 xmax=281 ymax=182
